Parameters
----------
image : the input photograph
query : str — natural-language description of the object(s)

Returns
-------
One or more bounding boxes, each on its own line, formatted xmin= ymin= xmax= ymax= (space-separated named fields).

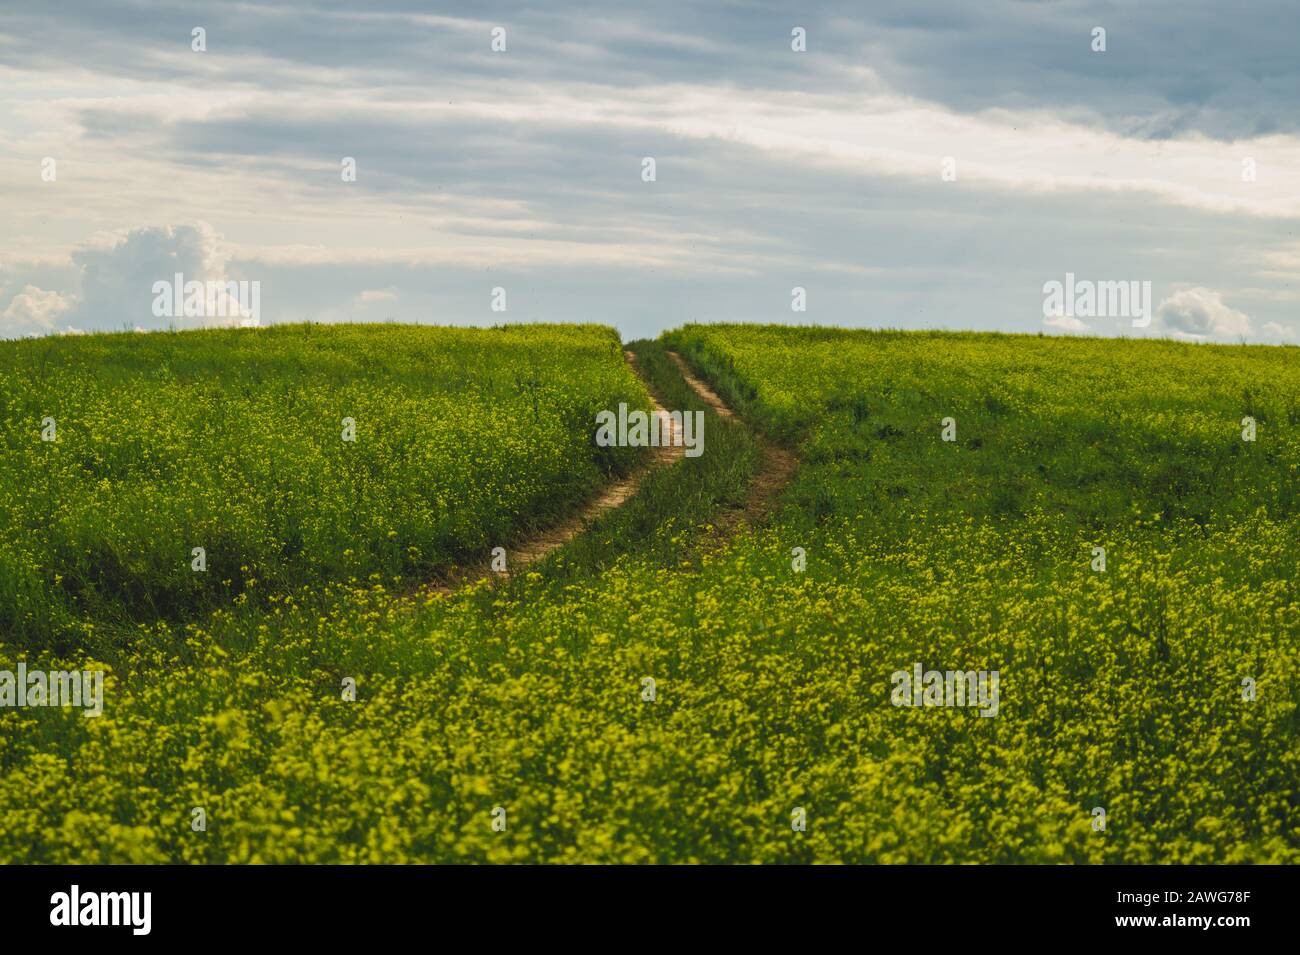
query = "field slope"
xmin=1 ymin=324 xmax=1296 ymax=864
xmin=0 ymin=323 xmax=644 ymax=652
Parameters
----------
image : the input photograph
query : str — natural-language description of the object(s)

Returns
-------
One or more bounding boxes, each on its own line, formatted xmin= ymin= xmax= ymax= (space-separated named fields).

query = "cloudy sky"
xmin=2 ymin=1 xmax=1297 ymax=342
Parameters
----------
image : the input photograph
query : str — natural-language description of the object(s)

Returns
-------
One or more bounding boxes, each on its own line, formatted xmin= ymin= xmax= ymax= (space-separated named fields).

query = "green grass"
xmin=530 ymin=339 xmax=761 ymax=582
xmin=666 ymin=325 xmax=1300 ymax=534
xmin=0 ymin=323 xmax=643 ymax=654
xmin=0 ymin=324 xmax=1296 ymax=863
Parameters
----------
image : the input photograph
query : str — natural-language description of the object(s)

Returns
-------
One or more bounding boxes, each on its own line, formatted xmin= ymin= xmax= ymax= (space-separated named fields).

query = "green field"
xmin=1 ymin=324 xmax=1296 ymax=863
xmin=0 ymin=324 xmax=644 ymax=653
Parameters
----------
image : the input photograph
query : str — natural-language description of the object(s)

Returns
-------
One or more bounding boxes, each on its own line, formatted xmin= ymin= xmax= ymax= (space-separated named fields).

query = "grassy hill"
xmin=0 ymin=324 xmax=1295 ymax=863
xmin=0 ymin=323 xmax=644 ymax=652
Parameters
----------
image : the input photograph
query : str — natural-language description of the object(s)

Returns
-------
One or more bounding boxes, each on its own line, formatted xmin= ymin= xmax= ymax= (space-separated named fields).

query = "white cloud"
xmin=32 ymin=84 xmax=1300 ymax=224
xmin=3 ymin=5 xmax=1299 ymax=342
xmin=1259 ymin=321 xmax=1298 ymax=343
xmin=354 ymin=288 xmax=399 ymax=304
xmin=1154 ymin=287 xmax=1252 ymax=340
xmin=13 ymin=222 xmax=259 ymax=334
xmin=1043 ymin=313 xmax=1090 ymax=333
xmin=1 ymin=284 xmax=72 ymax=335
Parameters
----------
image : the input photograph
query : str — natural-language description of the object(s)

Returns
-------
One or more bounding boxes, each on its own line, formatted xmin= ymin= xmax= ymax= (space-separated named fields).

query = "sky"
xmin=1 ymin=0 xmax=1297 ymax=343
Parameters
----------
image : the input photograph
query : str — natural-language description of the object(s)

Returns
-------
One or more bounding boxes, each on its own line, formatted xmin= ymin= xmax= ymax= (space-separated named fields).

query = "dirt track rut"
xmin=426 ymin=348 xmax=796 ymax=595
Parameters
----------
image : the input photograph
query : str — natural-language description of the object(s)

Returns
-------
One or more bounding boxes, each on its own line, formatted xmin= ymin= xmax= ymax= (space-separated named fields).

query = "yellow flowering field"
xmin=0 ymin=325 xmax=1296 ymax=863
xmin=0 ymin=323 xmax=644 ymax=652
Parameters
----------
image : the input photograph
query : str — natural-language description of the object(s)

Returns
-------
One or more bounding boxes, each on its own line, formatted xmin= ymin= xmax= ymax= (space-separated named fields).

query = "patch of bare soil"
xmin=667 ymin=350 xmax=797 ymax=529
xmin=423 ymin=347 xmax=799 ymax=597
xmin=423 ymin=351 xmax=681 ymax=595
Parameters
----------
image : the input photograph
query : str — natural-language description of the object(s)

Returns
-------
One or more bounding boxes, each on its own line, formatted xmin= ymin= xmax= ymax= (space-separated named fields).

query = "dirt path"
xmin=667 ymin=350 xmax=798 ymax=529
xmin=424 ymin=347 xmax=798 ymax=596
xmin=424 ymin=351 xmax=682 ymax=594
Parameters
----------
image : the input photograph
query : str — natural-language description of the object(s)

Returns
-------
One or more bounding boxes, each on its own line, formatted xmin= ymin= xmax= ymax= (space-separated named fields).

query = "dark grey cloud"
xmin=843 ymin=0 xmax=1300 ymax=141
xmin=4 ymin=0 xmax=1296 ymax=139
xmin=2 ymin=0 xmax=1298 ymax=344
